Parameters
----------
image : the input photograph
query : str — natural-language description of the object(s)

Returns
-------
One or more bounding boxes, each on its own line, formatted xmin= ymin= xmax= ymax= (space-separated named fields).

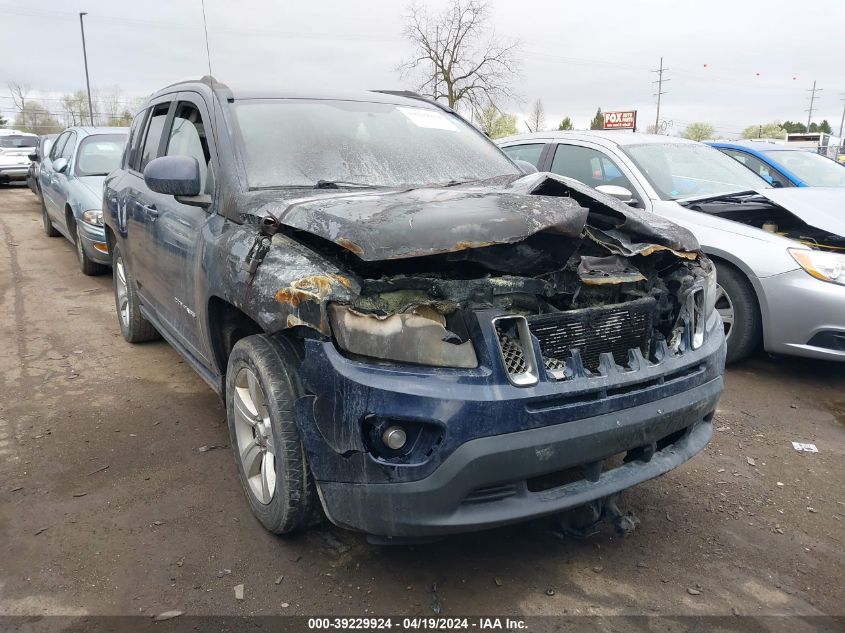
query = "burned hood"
xmin=754 ymin=187 xmax=845 ymax=238
xmin=263 ymin=173 xmax=699 ymax=261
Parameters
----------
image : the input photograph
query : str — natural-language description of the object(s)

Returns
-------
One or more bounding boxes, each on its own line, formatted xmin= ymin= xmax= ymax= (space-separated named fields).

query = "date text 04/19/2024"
xmin=307 ymin=618 xmax=528 ymax=630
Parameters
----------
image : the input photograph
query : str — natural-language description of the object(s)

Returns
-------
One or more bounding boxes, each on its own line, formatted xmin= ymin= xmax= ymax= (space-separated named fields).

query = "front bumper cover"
xmin=296 ymin=311 xmax=725 ymax=537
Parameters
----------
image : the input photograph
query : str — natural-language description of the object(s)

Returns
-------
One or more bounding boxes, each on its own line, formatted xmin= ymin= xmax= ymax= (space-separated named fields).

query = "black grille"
xmin=528 ymin=297 xmax=656 ymax=372
xmin=495 ymin=330 xmax=528 ymax=375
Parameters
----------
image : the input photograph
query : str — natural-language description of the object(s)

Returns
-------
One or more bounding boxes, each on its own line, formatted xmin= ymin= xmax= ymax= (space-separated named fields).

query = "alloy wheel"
xmin=114 ymin=257 xmax=130 ymax=328
xmin=233 ymin=367 xmax=276 ymax=505
xmin=714 ymin=284 xmax=735 ymax=341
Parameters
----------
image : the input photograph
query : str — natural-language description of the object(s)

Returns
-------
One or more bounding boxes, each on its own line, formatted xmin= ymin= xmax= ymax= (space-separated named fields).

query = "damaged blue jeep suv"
xmin=103 ymin=78 xmax=726 ymax=539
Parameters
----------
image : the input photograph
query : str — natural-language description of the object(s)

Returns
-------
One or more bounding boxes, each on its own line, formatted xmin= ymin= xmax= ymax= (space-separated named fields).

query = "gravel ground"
xmin=1 ymin=186 xmax=843 ymax=631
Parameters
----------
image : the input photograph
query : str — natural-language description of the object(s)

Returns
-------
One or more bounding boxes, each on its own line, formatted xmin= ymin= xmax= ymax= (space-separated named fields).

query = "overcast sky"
xmin=1 ymin=0 xmax=843 ymax=137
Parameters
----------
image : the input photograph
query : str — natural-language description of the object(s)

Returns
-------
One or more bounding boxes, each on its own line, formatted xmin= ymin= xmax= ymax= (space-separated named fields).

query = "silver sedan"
xmin=498 ymin=132 xmax=845 ymax=363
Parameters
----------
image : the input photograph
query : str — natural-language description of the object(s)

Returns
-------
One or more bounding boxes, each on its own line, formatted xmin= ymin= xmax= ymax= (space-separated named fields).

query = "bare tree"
xmin=8 ymin=82 xmax=31 ymax=130
xmin=398 ymin=0 xmax=520 ymax=112
xmin=524 ymin=98 xmax=545 ymax=132
xmin=61 ymin=91 xmax=90 ymax=127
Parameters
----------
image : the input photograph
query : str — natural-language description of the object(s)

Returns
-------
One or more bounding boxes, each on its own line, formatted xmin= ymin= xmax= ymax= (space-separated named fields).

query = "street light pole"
xmin=79 ymin=12 xmax=94 ymax=126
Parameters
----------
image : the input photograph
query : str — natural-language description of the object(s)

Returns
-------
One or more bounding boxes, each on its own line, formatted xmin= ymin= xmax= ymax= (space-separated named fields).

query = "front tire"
xmin=714 ymin=261 xmax=761 ymax=364
xmin=75 ymin=222 xmax=108 ymax=276
xmin=112 ymin=244 xmax=160 ymax=343
xmin=226 ymin=334 xmax=321 ymax=535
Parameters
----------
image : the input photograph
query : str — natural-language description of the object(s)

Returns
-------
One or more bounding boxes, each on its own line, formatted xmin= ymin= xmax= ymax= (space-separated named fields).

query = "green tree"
xmin=818 ymin=119 xmax=832 ymax=134
xmin=0 ymin=113 xmax=7 ymax=127
xmin=680 ymin=122 xmax=715 ymax=141
xmin=557 ymin=116 xmax=573 ymax=131
xmin=475 ymin=103 xmax=518 ymax=139
xmin=782 ymin=120 xmax=807 ymax=134
xmin=741 ymin=122 xmax=787 ymax=139
xmin=589 ymin=108 xmax=604 ymax=130
xmin=809 ymin=122 xmax=819 ymax=133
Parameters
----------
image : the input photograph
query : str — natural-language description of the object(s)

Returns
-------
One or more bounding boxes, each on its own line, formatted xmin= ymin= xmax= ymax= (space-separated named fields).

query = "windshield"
xmin=763 ymin=150 xmax=845 ymax=187
xmin=0 ymin=135 xmax=37 ymax=149
xmin=623 ymin=142 xmax=770 ymax=200
xmin=232 ymin=99 xmax=519 ymax=189
xmin=75 ymin=134 xmax=127 ymax=177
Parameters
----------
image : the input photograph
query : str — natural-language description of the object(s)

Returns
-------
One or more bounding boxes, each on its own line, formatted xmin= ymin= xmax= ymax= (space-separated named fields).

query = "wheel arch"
xmin=702 ymin=247 xmax=771 ymax=348
xmin=207 ymin=296 xmax=264 ymax=380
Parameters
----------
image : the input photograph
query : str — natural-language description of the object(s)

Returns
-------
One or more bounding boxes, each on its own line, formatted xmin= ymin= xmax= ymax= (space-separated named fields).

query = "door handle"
xmin=142 ymin=204 xmax=159 ymax=219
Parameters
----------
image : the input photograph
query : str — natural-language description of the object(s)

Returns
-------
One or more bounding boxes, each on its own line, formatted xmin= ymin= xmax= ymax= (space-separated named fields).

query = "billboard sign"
xmin=603 ymin=110 xmax=637 ymax=130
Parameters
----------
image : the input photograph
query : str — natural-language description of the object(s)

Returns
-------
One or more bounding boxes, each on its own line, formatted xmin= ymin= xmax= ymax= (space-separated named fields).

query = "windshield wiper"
xmin=678 ymin=190 xmax=766 ymax=205
xmin=314 ymin=180 xmax=378 ymax=189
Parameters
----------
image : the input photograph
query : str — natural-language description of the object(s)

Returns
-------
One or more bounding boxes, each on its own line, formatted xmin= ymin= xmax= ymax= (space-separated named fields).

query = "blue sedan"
xmin=707 ymin=140 xmax=845 ymax=188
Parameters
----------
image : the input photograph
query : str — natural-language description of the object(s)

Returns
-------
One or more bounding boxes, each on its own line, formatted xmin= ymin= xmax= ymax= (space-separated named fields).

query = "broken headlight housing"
xmin=789 ymin=248 xmax=845 ymax=286
xmin=328 ymin=304 xmax=478 ymax=368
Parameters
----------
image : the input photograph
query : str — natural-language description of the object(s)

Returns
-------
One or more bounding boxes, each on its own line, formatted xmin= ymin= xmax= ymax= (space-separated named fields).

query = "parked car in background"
xmin=0 ymin=129 xmax=38 ymax=185
xmin=27 ymin=134 xmax=58 ymax=198
xmin=103 ymin=79 xmax=725 ymax=540
xmin=708 ymin=140 xmax=845 ymax=188
xmin=39 ymin=127 xmax=128 ymax=275
xmin=498 ymin=132 xmax=845 ymax=363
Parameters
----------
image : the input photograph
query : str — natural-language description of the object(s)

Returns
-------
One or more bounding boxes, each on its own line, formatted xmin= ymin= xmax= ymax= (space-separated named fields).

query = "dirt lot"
xmin=1 ymin=186 xmax=844 ymax=630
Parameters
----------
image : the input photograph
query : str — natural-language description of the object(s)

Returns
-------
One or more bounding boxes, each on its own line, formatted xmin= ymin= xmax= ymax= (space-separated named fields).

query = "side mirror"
xmin=52 ymin=157 xmax=68 ymax=174
xmin=513 ymin=159 xmax=538 ymax=175
xmin=595 ymin=184 xmax=635 ymax=204
xmin=144 ymin=155 xmax=211 ymax=208
xmin=28 ymin=152 xmax=39 ymax=162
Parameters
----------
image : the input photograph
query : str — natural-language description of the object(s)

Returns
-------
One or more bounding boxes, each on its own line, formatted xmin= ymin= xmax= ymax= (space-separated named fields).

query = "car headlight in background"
xmin=789 ymin=248 xmax=845 ymax=286
xmin=81 ymin=210 xmax=103 ymax=227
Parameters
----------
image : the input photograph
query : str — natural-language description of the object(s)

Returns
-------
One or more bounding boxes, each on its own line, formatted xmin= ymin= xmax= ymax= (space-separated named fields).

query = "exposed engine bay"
xmin=246 ymin=173 xmax=713 ymax=377
xmin=683 ymin=192 xmax=845 ymax=252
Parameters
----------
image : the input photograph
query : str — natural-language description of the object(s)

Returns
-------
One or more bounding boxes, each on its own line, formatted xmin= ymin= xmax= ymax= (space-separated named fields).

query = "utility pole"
xmin=652 ymin=57 xmax=669 ymax=134
xmin=79 ymin=12 xmax=94 ymax=126
xmin=805 ymin=80 xmax=822 ymax=131
xmin=838 ymin=93 xmax=845 ymax=139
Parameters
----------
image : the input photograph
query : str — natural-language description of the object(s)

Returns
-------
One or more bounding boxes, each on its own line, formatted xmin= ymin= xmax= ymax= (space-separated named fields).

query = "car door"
xmin=146 ymin=93 xmax=217 ymax=363
xmin=41 ymin=131 xmax=69 ymax=218
xmin=123 ymin=98 xmax=175 ymax=316
xmin=719 ymin=148 xmax=794 ymax=188
xmin=545 ymin=141 xmax=647 ymax=207
xmin=48 ymin=131 xmax=78 ymax=234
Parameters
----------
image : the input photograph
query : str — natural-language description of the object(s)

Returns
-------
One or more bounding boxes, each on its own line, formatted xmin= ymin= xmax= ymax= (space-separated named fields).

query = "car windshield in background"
xmin=763 ymin=150 xmax=845 ymax=187
xmin=232 ymin=99 xmax=519 ymax=189
xmin=0 ymin=135 xmax=37 ymax=148
xmin=623 ymin=142 xmax=770 ymax=200
xmin=75 ymin=134 xmax=127 ymax=177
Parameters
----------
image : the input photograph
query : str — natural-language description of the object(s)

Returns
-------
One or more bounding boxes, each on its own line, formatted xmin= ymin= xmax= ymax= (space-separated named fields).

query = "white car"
xmin=0 ymin=129 xmax=38 ymax=185
xmin=498 ymin=132 xmax=845 ymax=364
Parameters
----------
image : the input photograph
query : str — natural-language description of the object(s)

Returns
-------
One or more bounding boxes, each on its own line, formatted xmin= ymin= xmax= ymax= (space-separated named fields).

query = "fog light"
xmin=382 ymin=425 xmax=407 ymax=450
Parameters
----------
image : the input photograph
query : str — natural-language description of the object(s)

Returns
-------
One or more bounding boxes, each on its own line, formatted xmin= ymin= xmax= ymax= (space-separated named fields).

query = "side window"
xmin=50 ymin=132 xmax=69 ymax=160
xmin=550 ymin=144 xmax=634 ymax=191
xmin=138 ymin=103 xmax=171 ymax=171
xmin=721 ymin=149 xmax=793 ymax=187
xmin=165 ymin=101 xmax=212 ymax=192
xmin=124 ymin=109 xmax=149 ymax=171
xmin=502 ymin=143 xmax=545 ymax=168
xmin=61 ymin=132 xmax=77 ymax=160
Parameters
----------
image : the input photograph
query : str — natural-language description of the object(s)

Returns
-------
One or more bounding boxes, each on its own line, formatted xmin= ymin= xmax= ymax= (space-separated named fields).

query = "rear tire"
xmin=42 ymin=199 xmax=60 ymax=237
xmin=112 ymin=244 xmax=160 ymax=343
xmin=714 ymin=261 xmax=761 ymax=364
xmin=225 ymin=334 xmax=321 ymax=535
